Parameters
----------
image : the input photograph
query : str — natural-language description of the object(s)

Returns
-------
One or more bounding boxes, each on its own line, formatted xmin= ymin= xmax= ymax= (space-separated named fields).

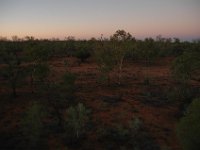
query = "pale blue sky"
xmin=0 ymin=0 xmax=200 ymax=40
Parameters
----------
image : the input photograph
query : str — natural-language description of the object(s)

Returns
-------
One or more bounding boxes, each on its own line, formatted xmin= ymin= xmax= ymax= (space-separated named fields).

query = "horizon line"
xmin=1 ymin=34 xmax=199 ymax=42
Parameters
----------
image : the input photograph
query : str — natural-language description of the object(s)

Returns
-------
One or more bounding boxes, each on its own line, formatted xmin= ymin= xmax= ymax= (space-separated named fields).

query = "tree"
xmin=95 ymin=30 xmax=133 ymax=85
xmin=95 ymin=42 xmax=115 ymax=84
xmin=75 ymin=48 xmax=91 ymax=63
xmin=171 ymin=43 xmax=200 ymax=84
xmin=176 ymin=98 xmax=200 ymax=150
xmin=0 ymin=42 xmax=24 ymax=97
xmin=110 ymin=30 xmax=132 ymax=41
xmin=64 ymin=36 xmax=76 ymax=56
xmin=12 ymin=35 xmax=21 ymax=41
xmin=172 ymin=38 xmax=184 ymax=56
xmin=110 ymin=30 xmax=133 ymax=85
xmin=25 ymin=41 xmax=52 ymax=93
xmin=171 ymin=44 xmax=200 ymax=110
xmin=43 ymin=71 xmax=77 ymax=129
xmin=155 ymin=35 xmax=173 ymax=57
xmin=24 ymin=36 xmax=35 ymax=41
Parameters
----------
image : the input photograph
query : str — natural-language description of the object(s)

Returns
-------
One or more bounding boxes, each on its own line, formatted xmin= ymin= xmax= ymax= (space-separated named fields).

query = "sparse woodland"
xmin=0 ymin=30 xmax=200 ymax=150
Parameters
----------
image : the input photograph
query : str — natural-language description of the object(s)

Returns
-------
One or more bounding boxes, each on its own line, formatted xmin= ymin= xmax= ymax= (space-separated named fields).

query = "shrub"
xmin=171 ymin=49 xmax=200 ymax=84
xmin=60 ymin=72 xmax=77 ymax=101
xmin=129 ymin=117 xmax=142 ymax=132
xmin=75 ymin=49 xmax=91 ymax=63
xmin=0 ymin=43 xmax=25 ymax=98
xmin=61 ymin=72 xmax=76 ymax=88
xmin=98 ymin=117 xmax=159 ymax=150
xmin=97 ymin=125 xmax=129 ymax=150
xmin=176 ymin=98 xmax=200 ymax=150
xmin=33 ymin=63 xmax=50 ymax=82
xmin=64 ymin=103 xmax=90 ymax=145
xmin=42 ymin=72 xmax=77 ymax=129
xmin=95 ymin=43 xmax=115 ymax=84
xmin=43 ymin=72 xmax=76 ymax=104
xmin=21 ymin=102 xmax=46 ymax=149
xmin=128 ymin=117 xmax=159 ymax=150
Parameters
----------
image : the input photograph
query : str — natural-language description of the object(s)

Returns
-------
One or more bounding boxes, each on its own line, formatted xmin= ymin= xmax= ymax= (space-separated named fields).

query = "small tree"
xmin=171 ymin=48 xmax=200 ymax=84
xmin=138 ymin=38 xmax=158 ymax=84
xmin=25 ymin=41 xmax=52 ymax=93
xmin=60 ymin=72 xmax=77 ymax=101
xmin=44 ymin=72 xmax=77 ymax=129
xmin=176 ymin=98 xmax=200 ymax=150
xmin=21 ymin=102 xmax=45 ymax=149
xmin=64 ymin=103 xmax=89 ymax=144
xmin=95 ymin=42 xmax=115 ymax=84
xmin=170 ymin=42 xmax=200 ymax=111
xmin=95 ymin=30 xmax=133 ymax=85
xmin=0 ymin=42 xmax=24 ymax=97
xmin=64 ymin=36 xmax=76 ymax=56
xmin=110 ymin=30 xmax=133 ymax=85
xmin=98 ymin=116 xmax=159 ymax=150
xmin=75 ymin=48 xmax=91 ymax=63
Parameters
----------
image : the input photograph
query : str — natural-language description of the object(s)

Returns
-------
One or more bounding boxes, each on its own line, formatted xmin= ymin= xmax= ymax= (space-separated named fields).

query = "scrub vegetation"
xmin=0 ymin=30 xmax=200 ymax=150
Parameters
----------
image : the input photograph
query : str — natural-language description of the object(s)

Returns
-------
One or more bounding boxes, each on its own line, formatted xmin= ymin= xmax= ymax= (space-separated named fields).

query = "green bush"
xmin=62 ymin=72 xmax=76 ymax=87
xmin=176 ymin=98 xmax=200 ymax=150
xmin=171 ymin=49 xmax=200 ymax=83
xmin=60 ymin=72 xmax=77 ymax=101
xmin=64 ymin=103 xmax=90 ymax=145
xmin=75 ymin=49 xmax=91 ymax=63
xmin=42 ymin=72 xmax=77 ymax=129
xmin=98 ymin=117 xmax=159 ymax=150
xmin=0 ymin=44 xmax=25 ymax=98
xmin=21 ymin=102 xmax=46 ymax=149
xmin=33 ymin=63 xmax=50 ymax=82
xmin=95 ymin=44 xmax=115 ymax=84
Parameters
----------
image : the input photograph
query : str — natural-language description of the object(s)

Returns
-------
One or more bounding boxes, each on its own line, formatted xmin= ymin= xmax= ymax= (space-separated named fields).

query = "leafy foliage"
xmin=64 ymin=103 xmax=90 ymax=144
xmin=21 ymin=102 xmax=45 ymax=149
xmin=95 ymin=30 xmax=133 ymax=85
xmin=75 ymin=48 xmax=91 ymax=63
xmin=95 ymin=42 xmax=116 ymax=84
xmin=60 ymin=72 xmax=77 ymax=101
xmin=0 ymin=42 xmax=25 ymax=97
xmin=33 ymin=63 xmax=50 ymax=82
xmin=176 ymin=98 xmax=200 ymax=150
xmin=98 ymin=117 xmax=159 ymax=150
xmin=42 ymin=72 xmax=77 ymax=129
xmin=171 ymin=45 xmax=200 ymax=83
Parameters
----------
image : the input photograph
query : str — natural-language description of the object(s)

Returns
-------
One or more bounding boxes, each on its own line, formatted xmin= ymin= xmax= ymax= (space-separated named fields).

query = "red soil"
xmin=0 ymin=56 xmax=188 ymax=149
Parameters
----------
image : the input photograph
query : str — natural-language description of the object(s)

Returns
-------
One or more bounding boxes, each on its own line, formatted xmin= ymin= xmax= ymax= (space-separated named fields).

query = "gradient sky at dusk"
xmin=0 ymin=0 xmax=200 ymax=40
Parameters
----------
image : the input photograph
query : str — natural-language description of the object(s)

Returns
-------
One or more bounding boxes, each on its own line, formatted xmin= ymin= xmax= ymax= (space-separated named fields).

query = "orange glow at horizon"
xmin=0 ymin=0 xmax=199 ymax=41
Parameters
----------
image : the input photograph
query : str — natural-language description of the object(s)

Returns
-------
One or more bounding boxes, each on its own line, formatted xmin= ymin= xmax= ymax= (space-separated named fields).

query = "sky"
xmin=0 ymin=0 xmax=200 ymax=41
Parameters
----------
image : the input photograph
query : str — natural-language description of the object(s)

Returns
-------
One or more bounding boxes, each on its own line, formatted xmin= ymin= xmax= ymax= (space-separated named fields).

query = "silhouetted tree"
xmin=110 ymin=30 xmax=133 ymax=85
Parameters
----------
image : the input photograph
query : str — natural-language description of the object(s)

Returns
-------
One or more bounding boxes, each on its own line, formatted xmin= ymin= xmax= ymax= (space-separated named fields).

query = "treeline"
xmin=0 ymin=32 xmax=197 ymax=59
xmin=0 ymin=30 xmax=200 ymax=111
xmin=1 ymin=30 xmax=199 ymax=93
